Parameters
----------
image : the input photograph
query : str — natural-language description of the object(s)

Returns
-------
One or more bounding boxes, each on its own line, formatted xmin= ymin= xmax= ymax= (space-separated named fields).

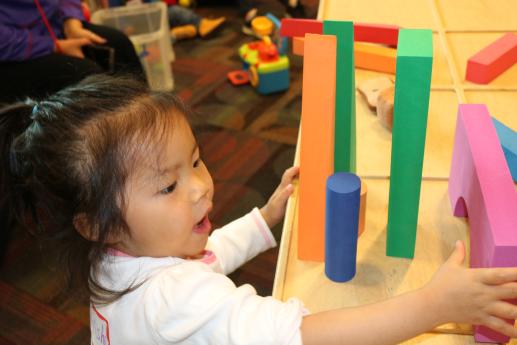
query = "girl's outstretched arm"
xmin=301 ymin=241 xmax=517 ymax=345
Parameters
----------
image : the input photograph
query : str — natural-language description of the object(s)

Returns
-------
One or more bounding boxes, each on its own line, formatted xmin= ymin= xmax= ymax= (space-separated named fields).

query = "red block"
xmin=354 ymin=23 xmax=400 ymax=46
xmin=280 ymin=18 xmax=323 ymax=37
xmin=466 ymin=33 xmax=517 ymax=84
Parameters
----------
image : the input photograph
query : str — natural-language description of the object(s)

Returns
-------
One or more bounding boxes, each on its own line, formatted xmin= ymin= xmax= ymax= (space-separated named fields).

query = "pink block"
xmin=449 ymin=104 xmax=517 ymax=343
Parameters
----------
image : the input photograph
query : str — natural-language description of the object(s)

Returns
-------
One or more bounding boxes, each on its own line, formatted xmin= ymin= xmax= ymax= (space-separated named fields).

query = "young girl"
xmin=1 ymin=75 xmax=517 ymax=345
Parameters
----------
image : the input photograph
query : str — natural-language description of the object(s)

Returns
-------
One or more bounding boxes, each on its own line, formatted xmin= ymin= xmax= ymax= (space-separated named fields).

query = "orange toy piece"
xmin=466 ymin=33 xmax=517 ymax=84
xmin=291 ymin=38 xmax=396 ymax=74
xmin=298 ymin=34 xmax=337 ymax=261
xmin=292 ymin=37 xmax=304 ymax=56
xmin=227 ymin=70 xmax=250 ymax=85
xmin=355 ymin=42 xmax=397 ymax=74
xmin=251 ymin=16 xmax=274 ymax=36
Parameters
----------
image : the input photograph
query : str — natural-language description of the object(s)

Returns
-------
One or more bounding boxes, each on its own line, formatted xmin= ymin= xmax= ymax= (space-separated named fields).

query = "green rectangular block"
xmin=323 ymin=21 xmax=356 ymax=173
xmin=386 ymin=29 xmax=433 ymax=258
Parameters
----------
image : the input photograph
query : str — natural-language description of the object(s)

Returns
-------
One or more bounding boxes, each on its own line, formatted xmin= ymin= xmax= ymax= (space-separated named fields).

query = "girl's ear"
xmin=73 ymin=213 xmax=97 ymax=241
xmin=73 ymin=213 xmax=119 ymax=244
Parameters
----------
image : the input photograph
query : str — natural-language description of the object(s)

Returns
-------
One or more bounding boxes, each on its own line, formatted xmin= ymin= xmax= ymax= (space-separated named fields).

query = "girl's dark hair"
xmin=0 ymin=75 xmax=192 ymax=304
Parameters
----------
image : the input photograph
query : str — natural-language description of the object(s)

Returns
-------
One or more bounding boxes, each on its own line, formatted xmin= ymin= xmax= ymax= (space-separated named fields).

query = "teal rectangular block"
xmin=386 ymin=29 xmax=433 ymax=258
xmin=323 ymin=21 xmax=356 ymax=173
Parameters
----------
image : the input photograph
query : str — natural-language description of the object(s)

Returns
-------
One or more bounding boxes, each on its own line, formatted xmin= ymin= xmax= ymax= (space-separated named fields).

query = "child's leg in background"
xmin=168 ymin=5 xmax=201 ymax=28
xmin=168 ymin=5 xmax=226 ymax=41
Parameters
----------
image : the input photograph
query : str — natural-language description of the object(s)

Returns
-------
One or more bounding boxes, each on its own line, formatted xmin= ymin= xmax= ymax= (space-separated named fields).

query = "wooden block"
xmin=280 ymin=18 xmax=323 ymax=37
xmin=449 ymin=104 xmax=517 ymax=344
xmin=386 ymin=29 xmax=433 ymax=259
xmin=323 ymin=20 xmax=356 ymax=173
xmin=298 ymin=34 xmax=337 ymax=261
xmin=354 ymin=22 xmax=400 ymax=46
xmin=377 ymin=85 xmax=394 ymax=130
xmin=292 ymin=36 xmax=304 ymax=56
xmin=358 ymin=179 xmax=367 ymax=237
xmin=492 ymin=117 xmax=517 ymax=182
xmin=357 ymin=76 xmax=393 ymax=110
xmin=325 ymin=173 xmax=361 ymax=282
xmin=466 ymin=33 xmax=517 ymax=84
xmin=355 ymin=42 xmax=397 ymax=74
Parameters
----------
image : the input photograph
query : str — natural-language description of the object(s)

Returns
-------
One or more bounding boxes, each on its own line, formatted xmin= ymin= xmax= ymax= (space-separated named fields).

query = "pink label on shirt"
xmin=91 ymin=305 xmax=110 ymax=345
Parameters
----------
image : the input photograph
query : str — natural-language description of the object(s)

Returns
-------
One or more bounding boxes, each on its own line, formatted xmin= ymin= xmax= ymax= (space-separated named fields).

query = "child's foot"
xmin=170 ymin=24 xmax=197 ymax=41
xmin=198 ymin=17 xmax=226 ymax=38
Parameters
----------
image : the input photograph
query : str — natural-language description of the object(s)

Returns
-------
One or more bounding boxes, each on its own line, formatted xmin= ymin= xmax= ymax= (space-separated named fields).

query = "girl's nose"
xmin=190 ymin=173 xmax=210 ymax=203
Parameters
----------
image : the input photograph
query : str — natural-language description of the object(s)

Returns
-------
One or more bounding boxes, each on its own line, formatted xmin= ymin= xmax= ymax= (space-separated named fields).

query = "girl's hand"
xmin=63 ymin=18 xmax=106 ymax=45
xmin=424 ymin=241 xmax=517 ymax=337
xmin=56 ymin=38 xmax=91 ymax=58
xmin=260 ymin=166 xmax=299 ymax=229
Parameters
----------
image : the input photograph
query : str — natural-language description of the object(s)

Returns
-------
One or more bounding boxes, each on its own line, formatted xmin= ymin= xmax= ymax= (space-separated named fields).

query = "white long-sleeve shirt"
xmin=90 ymin=208 xmax=307 ymax=345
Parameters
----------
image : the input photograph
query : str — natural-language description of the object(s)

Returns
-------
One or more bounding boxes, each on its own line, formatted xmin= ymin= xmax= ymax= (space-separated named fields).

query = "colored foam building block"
xmin=323 ymin=21 xmax=356 ymax=173
xmin=281 ymin=19 xmax=401 ymax=47
xmin=449 ymin=104 xmax=517 ymax=344
xmin=386 ymin=29 xmax=433 ymax=259
xmin=280 ymin=18 xmax=323 ymax=37
xmin=292 ymin=36 xmax=304 ymax=56
xmin=466 ymin=33 xmax=517 ymax=84
xmin=298 ymin=34 xmax=337 ymax=261
xmin=355 ymin=42 xmax=397 ymax=74
xmin=492 ymin=117 xmax=517 ymax=182
xmin=290 ymin=37 xmax=397 ymax=75
xmin=358 ymin=179 xmax=367 ymax=237
xmin=325 ymin=172 xmax=361 ymax=282
xmin=354 ymin=22 xmax=400 ymax=47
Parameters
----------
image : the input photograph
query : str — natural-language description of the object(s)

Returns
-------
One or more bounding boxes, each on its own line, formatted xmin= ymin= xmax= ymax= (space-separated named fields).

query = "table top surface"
xmin=272 ymin=1 xmax=517 ymax=344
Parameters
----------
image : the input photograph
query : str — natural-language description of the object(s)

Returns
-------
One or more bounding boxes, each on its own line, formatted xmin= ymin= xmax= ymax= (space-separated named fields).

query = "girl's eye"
xmin=160 ymin=182 xmax=177 ymax=195
xmin=193 ymin=158 xmax=201 ymax=168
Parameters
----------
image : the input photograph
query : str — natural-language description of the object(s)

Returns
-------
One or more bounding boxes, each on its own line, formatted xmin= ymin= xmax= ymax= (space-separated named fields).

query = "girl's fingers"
xmin=281 ymin=166 xmax=299 ymax=185
xmin=480 ymin=268 xmax=517 ymax=285
xmin=483 ymin=315 xmax=517 ymax=338
xmin=486 ymin=301 xmax=517 ymax=321
xmin=86 ymin=30 xmax=107 ymax=44
xmin=495 ymin=282 xmax=517 ymax=300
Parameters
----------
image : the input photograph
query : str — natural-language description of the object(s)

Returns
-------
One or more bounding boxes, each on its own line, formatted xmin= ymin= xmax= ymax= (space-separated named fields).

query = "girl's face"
xmin=117 ymin=116 xmax=214 ymax=258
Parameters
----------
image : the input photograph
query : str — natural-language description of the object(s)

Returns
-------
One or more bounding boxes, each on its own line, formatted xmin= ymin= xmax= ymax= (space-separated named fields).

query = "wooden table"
xmin=272 ymin=0 xmax=517 ymax=343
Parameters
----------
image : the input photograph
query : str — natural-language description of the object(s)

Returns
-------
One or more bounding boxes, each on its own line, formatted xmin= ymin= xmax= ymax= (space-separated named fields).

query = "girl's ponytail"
xmin=0 ymin=102 xmax=37 ymax=260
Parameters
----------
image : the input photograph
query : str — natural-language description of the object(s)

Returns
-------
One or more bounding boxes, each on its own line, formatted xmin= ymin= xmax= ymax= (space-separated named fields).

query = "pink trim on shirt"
xmin=251 ymin=210 xmax=274 ymax=247
xmin=106 ymin=247 xmax=134 ymax=257
xmin=198 ymin=250 xmax=216 ymax=264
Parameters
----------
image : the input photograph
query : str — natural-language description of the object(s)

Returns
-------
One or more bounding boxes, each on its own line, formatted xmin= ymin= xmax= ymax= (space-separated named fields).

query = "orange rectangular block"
xmin=292 ymin=36 xmax=305 ymax=56
xmin=355 ymin=42 xmax=397 ymax=74
xmin=298 ymin=34 xmax=337 ymax=261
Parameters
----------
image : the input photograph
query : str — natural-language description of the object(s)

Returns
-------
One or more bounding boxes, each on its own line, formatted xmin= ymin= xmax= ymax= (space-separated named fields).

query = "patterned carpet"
xmin=0 ymin=5 xmax=303 ymax=344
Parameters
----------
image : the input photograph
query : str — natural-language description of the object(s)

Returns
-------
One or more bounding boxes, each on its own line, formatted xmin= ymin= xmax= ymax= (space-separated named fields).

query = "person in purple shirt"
xmin=0 ymin=0 xmax=144 ymax=103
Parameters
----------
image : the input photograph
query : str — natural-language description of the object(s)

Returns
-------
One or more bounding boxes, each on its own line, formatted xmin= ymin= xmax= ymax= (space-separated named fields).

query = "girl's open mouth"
xmin=193 ymin=215 xmax=211 ymax=234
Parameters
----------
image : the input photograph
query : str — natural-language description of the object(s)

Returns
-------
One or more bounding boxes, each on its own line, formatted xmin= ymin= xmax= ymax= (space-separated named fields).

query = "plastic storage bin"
xmin=91 ymin=2 xmax=174 ymax=91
